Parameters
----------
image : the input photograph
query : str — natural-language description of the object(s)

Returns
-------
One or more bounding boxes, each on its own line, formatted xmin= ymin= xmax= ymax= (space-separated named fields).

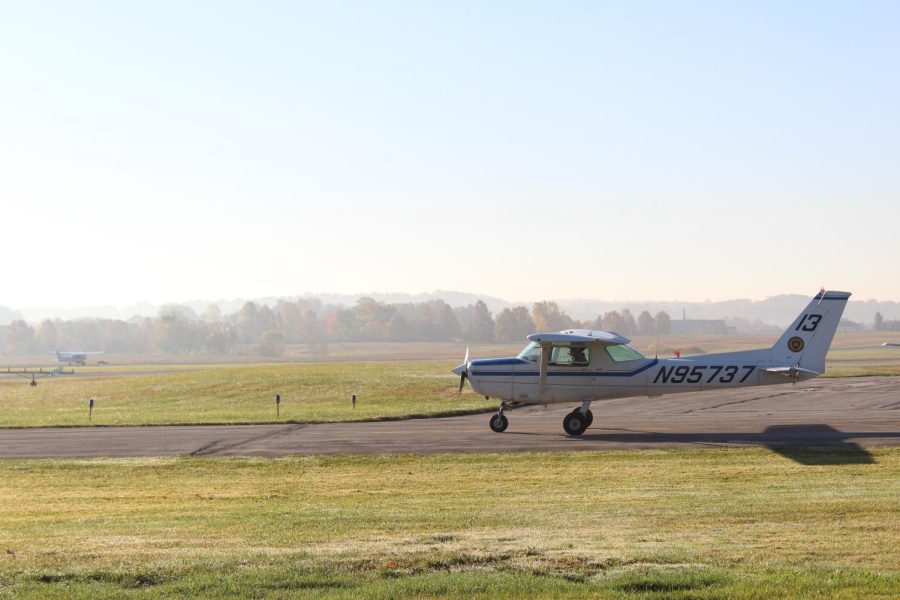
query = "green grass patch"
xmin=0 ymin=448 xmax=897 ymax=597
xmin=0 ymin=361 xmax=492 ymax=427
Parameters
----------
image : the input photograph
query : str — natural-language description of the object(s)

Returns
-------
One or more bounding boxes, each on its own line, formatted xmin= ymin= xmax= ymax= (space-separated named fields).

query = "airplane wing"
xmin=527 ymin=330 xmax=630 ymax=346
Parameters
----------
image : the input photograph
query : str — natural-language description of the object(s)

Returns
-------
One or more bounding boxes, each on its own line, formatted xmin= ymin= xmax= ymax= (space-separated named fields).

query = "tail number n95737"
xmin=653 ymin=365 xmax=756 ymax=385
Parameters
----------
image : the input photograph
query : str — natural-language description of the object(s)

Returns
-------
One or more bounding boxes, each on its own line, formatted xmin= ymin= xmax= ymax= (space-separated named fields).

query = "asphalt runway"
xmin=1 ymin=377 xmax=898 ymax=460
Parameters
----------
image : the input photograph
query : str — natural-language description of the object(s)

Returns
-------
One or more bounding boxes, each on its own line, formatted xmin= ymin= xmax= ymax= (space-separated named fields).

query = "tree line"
xmin=874 ymin=313 xmax=900 ymax=332
xmin=0 ymin=297 xmax=674 ymax=358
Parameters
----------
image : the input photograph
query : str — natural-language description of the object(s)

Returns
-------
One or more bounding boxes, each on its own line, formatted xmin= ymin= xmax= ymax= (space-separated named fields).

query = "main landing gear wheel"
xmin=489 ymin=413 xmax=509 ymax=433
xmin=583 ymin=410 xmax=593 ymax=427
xmin=563 ymin=410 xmax=590 ymax=436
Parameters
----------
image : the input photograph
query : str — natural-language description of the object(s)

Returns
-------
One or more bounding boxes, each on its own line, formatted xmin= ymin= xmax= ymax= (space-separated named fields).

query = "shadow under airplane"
xmin=579 ymin=424 xmax=900 ymax=465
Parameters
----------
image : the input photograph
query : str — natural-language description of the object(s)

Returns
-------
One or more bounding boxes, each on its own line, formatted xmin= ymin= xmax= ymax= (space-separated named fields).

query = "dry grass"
xmin=0 ymin=448 xmax=897 ymax=597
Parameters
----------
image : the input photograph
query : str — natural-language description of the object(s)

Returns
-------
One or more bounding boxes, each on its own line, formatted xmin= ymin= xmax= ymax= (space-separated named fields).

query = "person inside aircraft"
xmin=569 ymin=346 xmax=588 ymax=365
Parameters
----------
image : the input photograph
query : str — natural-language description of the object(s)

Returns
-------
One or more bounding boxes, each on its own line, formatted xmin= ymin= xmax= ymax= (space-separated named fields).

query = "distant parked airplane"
xmin=53 ymin=351 xmax=103 ymax=366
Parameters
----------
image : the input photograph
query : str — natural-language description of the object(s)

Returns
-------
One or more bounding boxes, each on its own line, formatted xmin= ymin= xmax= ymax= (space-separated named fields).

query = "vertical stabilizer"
xmin=771 ymin=290 xmax=851 ymax=374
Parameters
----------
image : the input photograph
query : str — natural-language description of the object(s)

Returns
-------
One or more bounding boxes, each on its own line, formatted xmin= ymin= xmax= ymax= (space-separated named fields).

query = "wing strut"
xmin=539 ymin=342 xmax=550 ymax=400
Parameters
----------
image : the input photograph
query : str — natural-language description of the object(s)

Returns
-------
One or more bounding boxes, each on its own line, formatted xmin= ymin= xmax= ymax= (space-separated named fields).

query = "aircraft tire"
xmin=584 ymin=410 xmax=593 ymax=428
xmin=563 ymin=411 xmax=588 ymax=436
xmin=489 ymin=413 xmax=509 ymax=433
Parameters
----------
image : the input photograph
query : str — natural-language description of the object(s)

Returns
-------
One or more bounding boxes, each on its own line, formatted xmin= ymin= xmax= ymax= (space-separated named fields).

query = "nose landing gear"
xmin=563 ymin=400 xmax=593 ymax=436
xmin=489 ymin=402 xmax=511 ymax=433
xmin=489 ymin=412 xmax=509 ymax=432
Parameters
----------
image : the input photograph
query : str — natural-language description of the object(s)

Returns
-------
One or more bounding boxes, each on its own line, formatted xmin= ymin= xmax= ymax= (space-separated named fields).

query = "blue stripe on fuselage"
xmin=470 ymin=358 xmax=659 ymax=378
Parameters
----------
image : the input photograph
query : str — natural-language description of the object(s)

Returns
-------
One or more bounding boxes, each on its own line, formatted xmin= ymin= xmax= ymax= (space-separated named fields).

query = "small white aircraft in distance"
xmin=453 ymin=290 xmax=851 ymax=436
xmin=52 ymin=350 xmax=103 ymax=366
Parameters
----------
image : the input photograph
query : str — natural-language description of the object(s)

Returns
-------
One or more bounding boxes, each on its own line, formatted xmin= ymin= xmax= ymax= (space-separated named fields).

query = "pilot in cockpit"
xmin=570 ymin=346 xmax=588 ymax=365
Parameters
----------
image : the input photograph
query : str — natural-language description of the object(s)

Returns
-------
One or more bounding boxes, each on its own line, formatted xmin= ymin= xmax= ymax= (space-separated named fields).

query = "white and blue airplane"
xmin=52 ymin=350 xmax=103 ymax=366
xmin=453 ymin=290 xmax=850 ymax=436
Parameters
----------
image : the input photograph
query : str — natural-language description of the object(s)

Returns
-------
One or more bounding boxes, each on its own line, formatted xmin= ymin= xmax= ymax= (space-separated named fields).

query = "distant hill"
xmin=7 ymin=291 xmax=899 ymax=328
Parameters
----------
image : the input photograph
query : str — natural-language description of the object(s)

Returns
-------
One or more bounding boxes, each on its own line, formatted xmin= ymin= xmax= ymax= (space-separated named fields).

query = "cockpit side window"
xmin=549 ymin=345 xmax=590 ymax=366
xmin=518 ymin=342 xmax=591 ymax=365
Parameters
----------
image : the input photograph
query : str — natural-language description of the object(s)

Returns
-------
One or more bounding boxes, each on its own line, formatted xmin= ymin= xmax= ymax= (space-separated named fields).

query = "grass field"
xmin=2 ymin=330 xmax=900 ymax=428
xmin=0 ymin=447 xmax=897 ymax=598
xmin=0 ymin=361 xmax=492 ymax=428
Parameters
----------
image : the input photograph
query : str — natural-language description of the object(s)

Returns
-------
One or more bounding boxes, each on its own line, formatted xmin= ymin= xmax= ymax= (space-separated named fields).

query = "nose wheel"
xmin=563 ymin=409 xmax=593 ymax=436
xmin=489 ymin=412 xmax=509 ymax=433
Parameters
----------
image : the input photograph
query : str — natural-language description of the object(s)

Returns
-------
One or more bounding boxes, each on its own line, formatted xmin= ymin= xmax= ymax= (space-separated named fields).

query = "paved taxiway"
xmin=1 ymin=377 xmax=898 ymax=459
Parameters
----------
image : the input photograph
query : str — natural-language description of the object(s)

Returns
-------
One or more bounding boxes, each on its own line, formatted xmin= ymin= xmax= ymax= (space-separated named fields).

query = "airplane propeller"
xmin=453 ymin=347 xmax=469 ymax=394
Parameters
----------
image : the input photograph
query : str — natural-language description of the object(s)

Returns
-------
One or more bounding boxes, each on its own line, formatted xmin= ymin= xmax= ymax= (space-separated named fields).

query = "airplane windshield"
xmin=517 ymin=342 xmax=541 ymax=362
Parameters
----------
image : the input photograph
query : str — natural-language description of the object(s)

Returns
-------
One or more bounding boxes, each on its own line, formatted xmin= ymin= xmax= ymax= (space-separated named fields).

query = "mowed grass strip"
xmin=0 ymin=448 xmax=897 ymax=598
xmin=0 ymin=361 xmax=492 ymax=427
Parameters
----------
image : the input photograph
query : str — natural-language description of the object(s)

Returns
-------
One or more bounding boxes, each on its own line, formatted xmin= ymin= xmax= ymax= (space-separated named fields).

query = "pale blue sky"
xmin=1 ymin=1 xmax=898 ymax=307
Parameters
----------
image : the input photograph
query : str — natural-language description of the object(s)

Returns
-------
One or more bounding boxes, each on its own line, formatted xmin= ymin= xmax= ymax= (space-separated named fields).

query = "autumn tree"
xmin=258 ymin=330 xmax=285 ymax=357
xmin=636 ymin=311 xmax=655 ymax=335
xmin=654 ymin=311 xmax=672 ymax=335
xmin=1 ymin=320 xmax=35 ymax=355
xmin=154 ymin=311 xmax=193 ymax=354
xmin=35 ymin=319 xmax=59 ymax=351
xmin=236 ymin=302 xmax=261 ymax=344
xmin=531 ymin=301 xmax=573 ymax=331
xmin=456 ymin=300 xmax=495 ymax=342
xmin=598 ymin=310 xmax=625 ymax=333
xmin=495 ymin=307 xmax=534 ymax=342
xmin=620 ymin=309 xmax=637 ymax=336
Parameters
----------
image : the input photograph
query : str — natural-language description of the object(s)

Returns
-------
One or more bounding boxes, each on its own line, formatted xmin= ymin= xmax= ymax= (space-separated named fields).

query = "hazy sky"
xmin=2 ymin=1 xmax=898 ymax=307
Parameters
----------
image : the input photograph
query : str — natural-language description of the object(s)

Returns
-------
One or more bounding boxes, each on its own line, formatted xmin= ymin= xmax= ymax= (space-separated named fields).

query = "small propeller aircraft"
xmin=53 ymin=350 xmax=103 ymax=366
xmin=453 ymin=290 xmax=851 ymax=436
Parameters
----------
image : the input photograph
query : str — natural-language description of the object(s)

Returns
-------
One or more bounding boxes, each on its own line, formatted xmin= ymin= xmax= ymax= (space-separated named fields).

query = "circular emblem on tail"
xmin=788 ymin=337 xmax=805 ymax=353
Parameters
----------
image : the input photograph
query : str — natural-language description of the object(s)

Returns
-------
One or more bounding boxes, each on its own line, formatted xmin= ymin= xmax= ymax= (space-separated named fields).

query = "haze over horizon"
xmin=3 ymin=1 xmax=898 ymax=308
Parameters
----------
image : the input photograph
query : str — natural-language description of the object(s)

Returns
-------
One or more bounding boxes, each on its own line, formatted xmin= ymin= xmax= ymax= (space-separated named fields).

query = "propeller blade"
xmin=457 ymin=346 xmax=470 ymax=394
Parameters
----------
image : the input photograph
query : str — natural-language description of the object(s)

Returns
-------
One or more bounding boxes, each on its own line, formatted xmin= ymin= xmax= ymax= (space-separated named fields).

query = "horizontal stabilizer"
xmin=765 ymin=366 xmax=820 ymax=378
